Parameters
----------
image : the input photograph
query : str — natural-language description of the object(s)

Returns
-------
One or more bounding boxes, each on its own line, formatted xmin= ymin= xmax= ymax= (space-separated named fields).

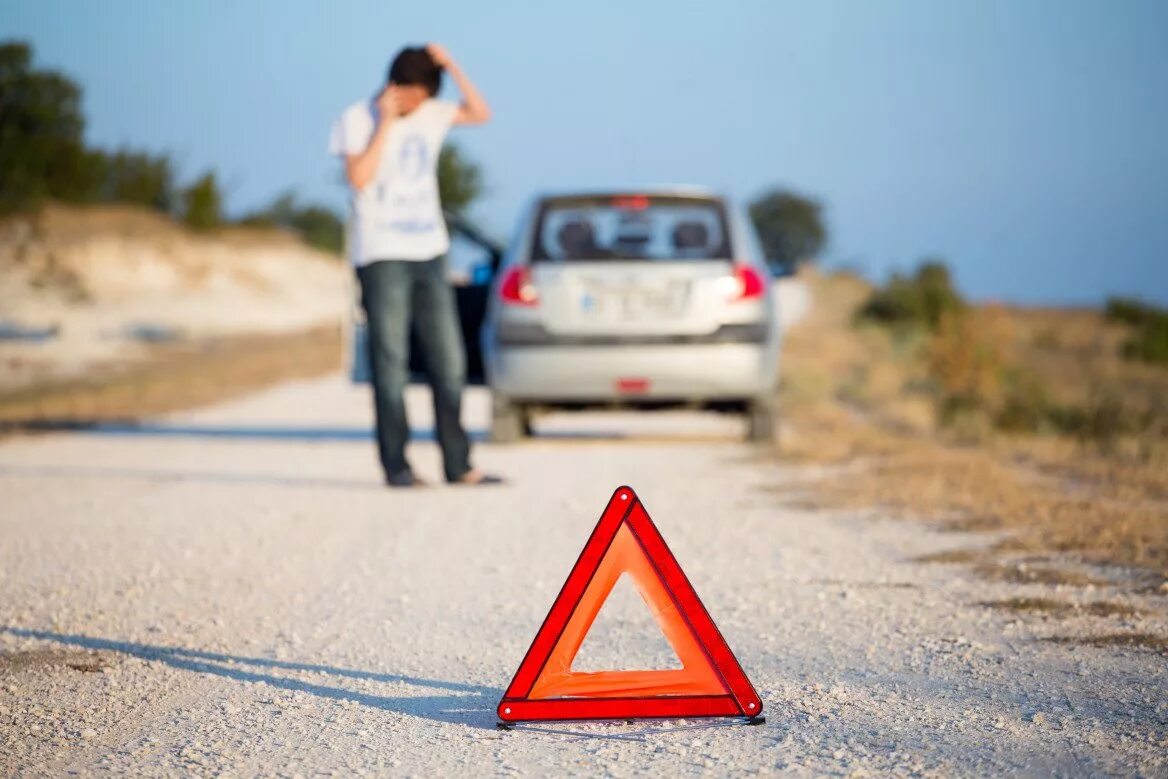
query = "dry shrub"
xmin=995 ymin=366 xmax=1057 ymax=433
xmin=926 ymin=306 xmax=1009 ymax=429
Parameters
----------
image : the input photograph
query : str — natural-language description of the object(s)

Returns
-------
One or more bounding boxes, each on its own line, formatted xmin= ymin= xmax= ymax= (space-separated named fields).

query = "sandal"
xmin=453 ymin=472 xmax=505 ymax=486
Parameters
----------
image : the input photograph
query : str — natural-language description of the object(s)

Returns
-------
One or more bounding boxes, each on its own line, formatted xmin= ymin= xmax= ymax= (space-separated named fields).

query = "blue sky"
xmin=4 ymin=0 xmax=1166 ymax=305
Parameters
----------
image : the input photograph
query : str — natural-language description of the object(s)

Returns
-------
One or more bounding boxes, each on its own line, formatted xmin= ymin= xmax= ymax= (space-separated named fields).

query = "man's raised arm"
xmin=427 ymin=43 xmax=492 ymax=126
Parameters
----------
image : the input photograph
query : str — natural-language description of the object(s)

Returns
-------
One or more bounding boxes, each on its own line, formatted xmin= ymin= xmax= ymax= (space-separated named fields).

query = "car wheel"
xmin=491 ymin=393 xmax=528 ymax=443
xmin=745 ymin=396 xmax=778 ymax=443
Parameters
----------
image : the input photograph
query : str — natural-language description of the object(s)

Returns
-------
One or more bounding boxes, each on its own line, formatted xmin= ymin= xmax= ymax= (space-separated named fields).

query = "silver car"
xmin=482 ymin=188 xmax=781 ymax=442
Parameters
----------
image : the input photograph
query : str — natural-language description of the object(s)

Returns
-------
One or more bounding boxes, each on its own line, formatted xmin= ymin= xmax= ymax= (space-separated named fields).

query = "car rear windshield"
xmin=530 ymin=194 xmax=732 ymax=262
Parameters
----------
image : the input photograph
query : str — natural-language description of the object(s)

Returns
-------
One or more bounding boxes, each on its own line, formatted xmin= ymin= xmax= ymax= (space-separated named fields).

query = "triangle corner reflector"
xmin=497 ymin=485 xmax=762 ymax=723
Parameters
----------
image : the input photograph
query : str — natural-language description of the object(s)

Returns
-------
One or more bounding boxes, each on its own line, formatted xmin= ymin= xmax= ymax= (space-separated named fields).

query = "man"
xmin=330 ymin=44 xmax=501 ymax=487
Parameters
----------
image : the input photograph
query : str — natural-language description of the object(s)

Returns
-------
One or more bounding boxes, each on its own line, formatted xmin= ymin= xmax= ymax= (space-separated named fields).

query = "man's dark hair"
xmin=387 ymin=47 xmax=442 ymax=96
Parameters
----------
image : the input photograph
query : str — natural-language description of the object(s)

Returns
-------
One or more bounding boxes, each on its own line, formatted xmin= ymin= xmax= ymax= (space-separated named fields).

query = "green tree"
xmin=0 ymin=40 xmax=101 ymax=212
xmin=290 ymin=205 xmax=344 ymax=255
xmin=239 ymin=191 xmax=296 ymax=228
xmin=101 ymin=149 xmax=174 ymax=211
xmin=437 ymin=142 xmax=482 ymax=216
xmin=240 ymin=189 xmax=344 ymax=255
xmin=748 ymin=189 xmax=826 ymax=272
xmin=1106 ymin=297 xmax=1168 ymax=366
xmin=0 ymin=40 xmax=178 ymax=215
xmin=180 ymin=171 xmax=222 ymax=231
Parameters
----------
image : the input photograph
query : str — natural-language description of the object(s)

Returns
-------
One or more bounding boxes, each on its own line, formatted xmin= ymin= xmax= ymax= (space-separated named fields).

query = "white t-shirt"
xmin=329 ymin=98 xmax=458 ymax=265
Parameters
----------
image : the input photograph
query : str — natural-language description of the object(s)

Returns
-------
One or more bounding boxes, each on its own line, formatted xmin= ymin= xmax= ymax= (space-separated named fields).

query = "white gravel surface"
xmin=1 ymin=376 xmax=1165 ymax=776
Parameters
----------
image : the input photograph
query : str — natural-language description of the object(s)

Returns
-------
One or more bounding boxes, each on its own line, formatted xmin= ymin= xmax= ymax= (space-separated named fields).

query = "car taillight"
xmin=499 ymin=267 xmax=539 ymax=306
xmin=725 ymin=264 xmax=765 ymax=301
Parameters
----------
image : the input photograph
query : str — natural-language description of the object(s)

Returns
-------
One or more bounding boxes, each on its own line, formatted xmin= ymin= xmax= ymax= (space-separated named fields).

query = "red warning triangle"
xmin=498 ymin=486 xmax=762 ymax=723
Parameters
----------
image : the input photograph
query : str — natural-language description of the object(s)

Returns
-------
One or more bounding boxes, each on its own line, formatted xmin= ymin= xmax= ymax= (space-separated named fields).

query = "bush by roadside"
xmin=1107 ymin=297 xmax=1168 ymax=366
xmin=854 ymin=262 xmax=1167 ymax=453
xmin=858 ymin=260 xmax=966 ymax=331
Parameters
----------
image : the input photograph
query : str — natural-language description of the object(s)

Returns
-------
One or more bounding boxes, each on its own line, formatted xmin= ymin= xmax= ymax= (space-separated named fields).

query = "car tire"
xmin=745 ymin=396 xmax=778 ymax=443
xmin=491 ymin=393 xmax=528 ymax=443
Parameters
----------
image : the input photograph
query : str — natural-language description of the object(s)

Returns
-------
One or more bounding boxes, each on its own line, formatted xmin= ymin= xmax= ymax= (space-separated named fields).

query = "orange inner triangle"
xmin=528 ymin=523 xmax=729 ymax=699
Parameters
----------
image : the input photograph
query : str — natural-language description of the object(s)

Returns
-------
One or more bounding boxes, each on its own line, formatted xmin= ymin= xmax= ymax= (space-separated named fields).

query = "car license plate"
xmin=579 ymin=282 xmax=687 ymax=321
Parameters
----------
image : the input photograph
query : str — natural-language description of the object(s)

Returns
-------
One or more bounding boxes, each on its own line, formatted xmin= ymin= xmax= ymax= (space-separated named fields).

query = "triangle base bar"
xmin=499 ymin=694 xmax=744 ymax=722
xmin=496 ymin=715 xmax=766 ymax=731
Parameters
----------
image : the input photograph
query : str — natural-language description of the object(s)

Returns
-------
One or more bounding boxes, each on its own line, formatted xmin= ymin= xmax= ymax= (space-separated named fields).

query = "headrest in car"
xmin=557 ymin=220 xmax=596 ymax=257
xmin=672 ymin=221 xmax=709 ymax=250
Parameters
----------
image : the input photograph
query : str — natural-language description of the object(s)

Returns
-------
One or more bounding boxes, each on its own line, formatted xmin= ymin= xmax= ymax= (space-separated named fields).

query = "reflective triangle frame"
xmin=497 ymin=486 xmax=762 ymax=724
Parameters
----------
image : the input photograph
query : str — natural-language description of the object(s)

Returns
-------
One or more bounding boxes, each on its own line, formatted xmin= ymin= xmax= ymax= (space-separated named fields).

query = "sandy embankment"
xmin=0 ymin=204 xmax=350 ymax=392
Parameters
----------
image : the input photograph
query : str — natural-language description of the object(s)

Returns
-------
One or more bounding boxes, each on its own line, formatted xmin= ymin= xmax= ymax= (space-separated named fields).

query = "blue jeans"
xmin=357 ymin=257 xmax=472 ymax=483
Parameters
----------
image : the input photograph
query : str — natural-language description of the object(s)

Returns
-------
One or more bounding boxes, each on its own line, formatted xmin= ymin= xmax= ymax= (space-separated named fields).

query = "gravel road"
xmin=1 ymin=376 xmax=1165 ymax=776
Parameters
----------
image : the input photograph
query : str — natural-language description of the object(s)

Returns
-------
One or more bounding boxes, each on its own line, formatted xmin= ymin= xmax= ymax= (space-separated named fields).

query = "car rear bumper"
xmin=494 ymin=321 xmax=769 ymax=347
xmin=485 ymin=341 xmax=778 ymax=401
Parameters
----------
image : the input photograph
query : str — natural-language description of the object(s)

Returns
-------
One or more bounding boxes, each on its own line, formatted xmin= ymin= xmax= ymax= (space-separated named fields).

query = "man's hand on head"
xmin=426 ymin=42 xmax=452 ymax=69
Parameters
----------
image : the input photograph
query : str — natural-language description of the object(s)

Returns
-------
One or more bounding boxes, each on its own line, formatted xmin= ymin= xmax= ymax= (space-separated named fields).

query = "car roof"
xmin=532 ymin=185 xmax=726 ymax=202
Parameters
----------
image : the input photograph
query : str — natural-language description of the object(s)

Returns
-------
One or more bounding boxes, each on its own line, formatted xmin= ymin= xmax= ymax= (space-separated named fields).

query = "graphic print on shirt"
xmin=379 ymin=132 xmax=437 ymax=235
xmin=399 ymin=133 xmax=429 ymax=180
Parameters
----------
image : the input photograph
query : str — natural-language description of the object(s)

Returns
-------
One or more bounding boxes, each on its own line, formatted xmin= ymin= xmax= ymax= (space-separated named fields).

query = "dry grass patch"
xmin=0 ymin=649 xmax=111 ymax=674
xmin=979 ymin=598 xmax=1141 ymax=618
xmin=1043 ymin=633 xmax=1168 ymax=653
xmin=782 ymin=418 xmax=1167 ymax=576
xmin=913 ymin=549 xmax=984 ymax=564
xmin=979 ymin=597 xmax=1071 ymax=614
xmin=972 ymin=563 xmax=1107 ymax=587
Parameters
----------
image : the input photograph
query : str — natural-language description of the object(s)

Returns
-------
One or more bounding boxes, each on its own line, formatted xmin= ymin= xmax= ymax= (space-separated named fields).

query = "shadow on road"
xmin=2 ymin=626 xmax=501 ymax=729
xmin=0 ymin=420 xmax=488 ymax=443
xmin=0 ymin=463 xmax=385 ymax=490
xmin=2 ymin=627 xmax=757 ymax=742
xmin=0 ymin=419 xmax=726 ymax=444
